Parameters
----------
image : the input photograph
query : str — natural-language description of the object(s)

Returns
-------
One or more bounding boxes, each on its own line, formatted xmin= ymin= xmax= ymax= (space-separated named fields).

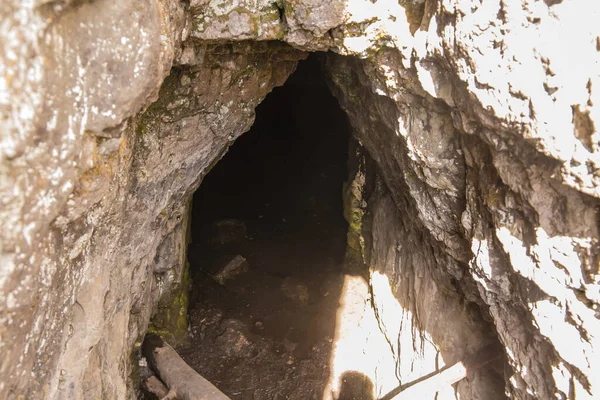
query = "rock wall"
xmin=1 ymin=0 xmax=598 ymax=399
xmin=324 ymin=0 xmax=600 ymax=395
xmin=0 ymin=1 xmax=304 ymax=396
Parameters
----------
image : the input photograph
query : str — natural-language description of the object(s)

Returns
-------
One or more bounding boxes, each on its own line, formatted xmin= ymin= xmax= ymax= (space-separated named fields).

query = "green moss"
xmin=147 ymin=199 xmax=194 ymax=346
xmin=261 ymin=7 xmax=282 ymax=22
xmin=328 ymin=69 xmax=362 ymax=106
xmin=127 ymin=341 xmax=142 ymax=396
xmin=144 ymin=71 xmax=180 ymax=117
xmin=248 ymin=12 xmax=260 ymax=36
xmin=136 ymin=70 xmax=182 ymax=136
xmin=342 ymin=169 xmax=367 ymax=266
xmin=275 ymin=28 xmax=285 ymax=40
xmin=345 ymin=231 xmax=364 ymax=265
xmin=486 ymin=187 xmax=504 ymax=208
xmin=281 ymin=0 xmax=295 ymax=15
xmin=192 ymin=16 xmax=208 ymax=33
xmin=148 ymin=262 xmax=191 ymax=345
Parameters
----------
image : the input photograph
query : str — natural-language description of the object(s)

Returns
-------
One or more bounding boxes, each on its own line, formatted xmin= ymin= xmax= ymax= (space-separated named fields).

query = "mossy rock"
xmin=148 ymin=262 xmax=192 ymax=347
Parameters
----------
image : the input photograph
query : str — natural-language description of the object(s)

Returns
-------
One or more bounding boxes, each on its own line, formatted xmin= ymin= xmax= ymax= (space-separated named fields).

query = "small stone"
xmin=216 ymin=319 xmax=252 ymax=357
xmin=180 ymin=74 xmax=191 ymax=86
xmin=213 ymin=255 xmax=248 ymax=285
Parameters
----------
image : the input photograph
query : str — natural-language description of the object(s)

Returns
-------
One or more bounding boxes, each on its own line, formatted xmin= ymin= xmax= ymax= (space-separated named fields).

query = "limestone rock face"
xmin=0 ymin=1 xmax=303 ymax=396
xmin=1 ymin=0 xmax=599 ymax=399
xmin=324 ymin=1 xmax=600 ymax=396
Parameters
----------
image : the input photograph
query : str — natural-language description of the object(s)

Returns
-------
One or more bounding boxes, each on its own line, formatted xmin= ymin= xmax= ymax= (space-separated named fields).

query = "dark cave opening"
xmin=180 ymin=54 xmax=363 ymax=399
xmin=189 ymin=53 xmax=350 ymax=266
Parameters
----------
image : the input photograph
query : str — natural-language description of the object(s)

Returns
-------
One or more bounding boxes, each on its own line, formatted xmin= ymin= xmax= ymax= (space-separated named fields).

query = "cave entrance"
xmin=180 ymin=53 xmax=355 ymax=399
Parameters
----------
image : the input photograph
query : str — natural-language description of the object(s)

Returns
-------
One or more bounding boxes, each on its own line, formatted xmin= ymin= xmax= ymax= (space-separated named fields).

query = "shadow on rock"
xmin=338 ymin=371 xmax=374 ymax=400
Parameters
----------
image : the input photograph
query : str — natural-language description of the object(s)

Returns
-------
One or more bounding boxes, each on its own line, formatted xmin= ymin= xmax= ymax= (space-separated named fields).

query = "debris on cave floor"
xmin=212 ymin=254 xmax=249 ymax=286
xmin=178 ymin=214 xmax=348 ymax=400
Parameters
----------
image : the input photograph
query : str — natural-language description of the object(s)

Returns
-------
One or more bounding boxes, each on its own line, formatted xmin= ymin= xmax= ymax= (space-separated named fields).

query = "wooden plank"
xmin=142 ymin=333 xmax=231 ymax=400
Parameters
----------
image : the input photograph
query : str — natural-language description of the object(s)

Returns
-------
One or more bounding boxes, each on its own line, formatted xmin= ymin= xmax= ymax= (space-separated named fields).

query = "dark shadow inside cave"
xmin=180 ymin=53 xmax=354 ymax=399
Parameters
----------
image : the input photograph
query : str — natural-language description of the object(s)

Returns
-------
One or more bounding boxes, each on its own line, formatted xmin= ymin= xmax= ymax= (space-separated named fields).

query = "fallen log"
xmin=142 ymin=375 xmax=171 ymax=399
xmin=378 ymin=342 xmax=504 ymax=400
xmin=142 ymin=333 xmax=231 ymax=400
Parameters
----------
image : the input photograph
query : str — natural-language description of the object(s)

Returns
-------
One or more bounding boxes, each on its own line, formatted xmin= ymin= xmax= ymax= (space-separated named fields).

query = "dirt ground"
xmin=180 ymin=212 xmax=347 ymax=399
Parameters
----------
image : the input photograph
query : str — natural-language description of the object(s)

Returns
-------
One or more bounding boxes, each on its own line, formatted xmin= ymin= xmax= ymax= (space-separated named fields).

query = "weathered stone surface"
xmin=190 ymin=0 xmax=284 ymax=40
xmin=1 ymin=0 xmax=183 ymax=397
xmin=1 ymin=0 xmax=599 ymax=399
xmin=336 ymin=151 xmax=505 ymax=398
xmin=324 ymin=1 xmax=600 ymax=397
xmin=0 ymin=1 xmax=304 ymax=394
xmin=188 ymin=0 xmax=345 ymax=50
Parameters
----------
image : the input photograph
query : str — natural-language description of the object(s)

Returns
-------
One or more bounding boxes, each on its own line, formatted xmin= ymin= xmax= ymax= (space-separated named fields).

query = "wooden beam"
xmin=142 ymin=333 xmax=231 ymax=400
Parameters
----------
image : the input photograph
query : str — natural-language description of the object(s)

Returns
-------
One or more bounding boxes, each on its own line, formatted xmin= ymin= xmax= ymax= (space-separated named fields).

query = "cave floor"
xmin=179 ymin=204 xmax=348 ymax=400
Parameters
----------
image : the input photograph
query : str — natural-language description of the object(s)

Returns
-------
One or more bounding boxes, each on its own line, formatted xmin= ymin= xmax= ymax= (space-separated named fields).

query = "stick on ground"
xmin=142 ymin=333 xmax=231 ymax=400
